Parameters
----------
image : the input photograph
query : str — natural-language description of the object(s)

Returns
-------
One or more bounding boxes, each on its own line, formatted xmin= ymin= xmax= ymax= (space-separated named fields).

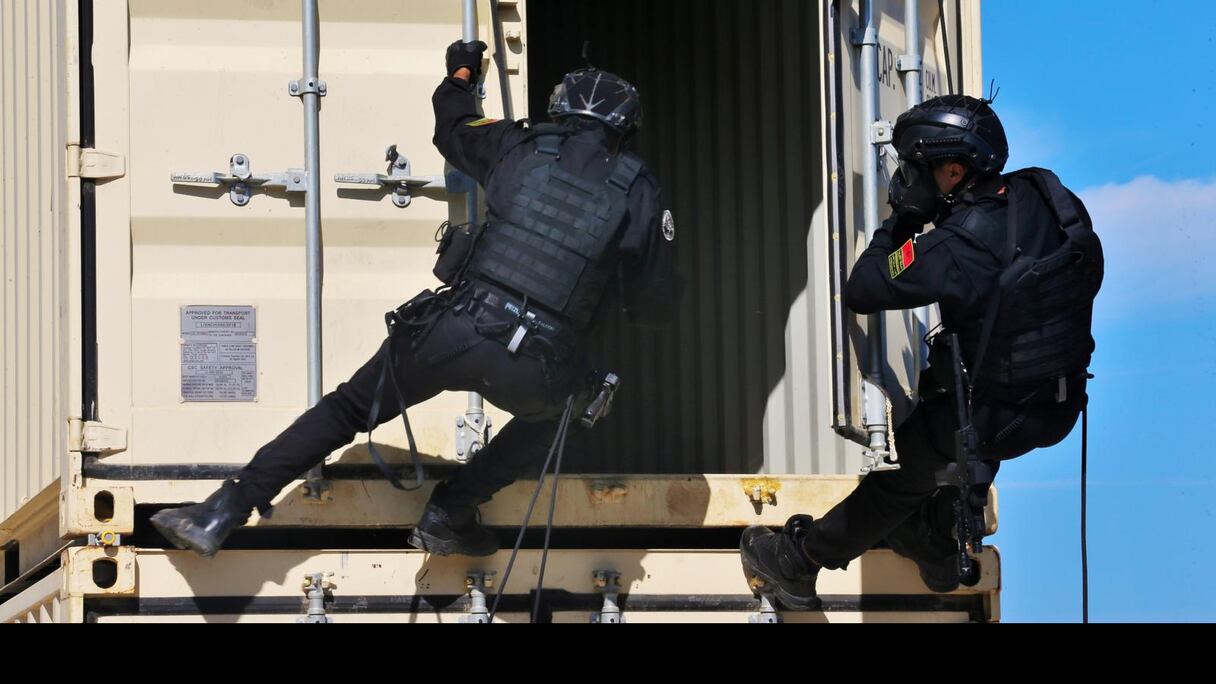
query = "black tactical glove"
xmin=889 ymin=212 xmax=928 ymax=246
xmin=446 ymin=39 xmax=488 ymax=79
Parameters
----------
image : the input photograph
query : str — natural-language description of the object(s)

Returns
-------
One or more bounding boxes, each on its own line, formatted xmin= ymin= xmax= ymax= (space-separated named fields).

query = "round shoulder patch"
xmin=661 ymin=210 xmax=676 ymax=242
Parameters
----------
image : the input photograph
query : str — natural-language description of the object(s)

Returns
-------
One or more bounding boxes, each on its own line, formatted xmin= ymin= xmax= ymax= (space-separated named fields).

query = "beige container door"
xmin=829 ymin=0 xmax=983 ymax=443
xmin=93 ymin=0 xmax=525 ymax=472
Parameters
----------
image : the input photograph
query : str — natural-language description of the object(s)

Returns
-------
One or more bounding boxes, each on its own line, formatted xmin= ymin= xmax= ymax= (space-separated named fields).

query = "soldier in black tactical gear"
xmin=740 ymin=95 xmax=1103 ymax=609
xmin=152 ymin=40 xmax=679 ymax=559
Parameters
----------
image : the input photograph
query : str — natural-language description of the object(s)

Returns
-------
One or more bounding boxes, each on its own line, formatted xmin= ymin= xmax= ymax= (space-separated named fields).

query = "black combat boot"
xmin=407 ymin=483 xmax=499 ymax=557
xmin=149 ymin=480 xmax=251 ymax=559
xmin=739 ymin=514 xmax=823 ymax=611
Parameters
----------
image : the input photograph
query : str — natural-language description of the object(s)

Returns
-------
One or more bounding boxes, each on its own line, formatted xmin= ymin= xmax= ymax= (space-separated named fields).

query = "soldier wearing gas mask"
xmin=739 ymin=95 xmax=1102 ymax=609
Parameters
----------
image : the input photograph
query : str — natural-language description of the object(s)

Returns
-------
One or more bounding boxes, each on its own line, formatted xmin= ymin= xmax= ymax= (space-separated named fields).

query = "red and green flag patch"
xmin=888 ymin=239 xmax=916 ymax=279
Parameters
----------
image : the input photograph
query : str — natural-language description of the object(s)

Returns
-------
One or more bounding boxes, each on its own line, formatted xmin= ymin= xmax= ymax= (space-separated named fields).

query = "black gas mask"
xmin=888 ymin=159 xmax=940 ymax=224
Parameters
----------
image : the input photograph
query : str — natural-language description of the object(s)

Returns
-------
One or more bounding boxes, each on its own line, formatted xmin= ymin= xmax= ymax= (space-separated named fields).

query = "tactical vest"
xmin=465 ymin=124 xmax=645 ymax=329
xmin=966 ymin=168 xmax=1104 ymax=401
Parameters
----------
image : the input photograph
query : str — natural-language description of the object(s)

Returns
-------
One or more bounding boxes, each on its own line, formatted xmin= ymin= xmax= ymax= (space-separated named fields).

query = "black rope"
xmin=364 ymin=297 xmax=451 ymax=492
xmin=1082 ymin=404 xmax=1089 ymax=624
xmin=490 ymin=395 xmax=576 ymax=622
xmin=938 ymin=0 xmax=955 ymax=95
xmin=365 ymin=337 xmax=425 ymax=491
xmin=532 ymin=398 xmax=573 ymax=622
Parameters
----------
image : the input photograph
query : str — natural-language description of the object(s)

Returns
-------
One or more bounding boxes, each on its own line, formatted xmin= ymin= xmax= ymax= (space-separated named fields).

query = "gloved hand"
xmin=889 ymin=212 xmax=928 ymax=246
xmin=446 ymin=39 xmax=488 ymax=80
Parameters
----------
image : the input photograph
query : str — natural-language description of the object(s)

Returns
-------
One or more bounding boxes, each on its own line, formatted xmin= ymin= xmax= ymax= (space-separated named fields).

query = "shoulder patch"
xmin=888 ymin=239 xmax=916 ymax=279
xmin=661 ymin=210 xmax=676 ymax=241
xmin=466 ymin=117 xmax=500 ymax=127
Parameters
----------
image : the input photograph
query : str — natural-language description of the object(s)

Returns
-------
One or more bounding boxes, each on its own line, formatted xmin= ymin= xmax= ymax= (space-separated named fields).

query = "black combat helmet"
xmin=893 ymin=95 xmax=1008 ymax=177
xmin=548 ymin=68 xmax=642 ymax=134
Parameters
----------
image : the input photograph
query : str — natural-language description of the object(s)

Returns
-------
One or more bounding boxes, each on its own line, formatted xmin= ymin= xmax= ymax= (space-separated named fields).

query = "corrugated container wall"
xmin=0 ymin=0 xmax=73 ymax=524
xmin=529 ymin=0 xmax=843 ymax=475
xmin=531 ymin=0 xmax=982 ymax=475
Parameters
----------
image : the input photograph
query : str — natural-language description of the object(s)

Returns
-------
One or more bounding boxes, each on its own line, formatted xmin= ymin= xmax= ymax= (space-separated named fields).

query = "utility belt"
xmin=979 ymin=372 xmax=1090 ymax=406
xmin=927 ymin=333 xmax=1089 ymax=408
xmin=462 ymin=280 xmax=618 ymax=428
xmin=463 ymin=280 xmax=581 ymax=363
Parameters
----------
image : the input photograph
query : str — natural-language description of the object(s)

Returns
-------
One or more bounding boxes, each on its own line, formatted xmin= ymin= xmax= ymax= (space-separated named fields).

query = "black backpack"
xmin=972 ymin=168 xmax=1104 ymax=400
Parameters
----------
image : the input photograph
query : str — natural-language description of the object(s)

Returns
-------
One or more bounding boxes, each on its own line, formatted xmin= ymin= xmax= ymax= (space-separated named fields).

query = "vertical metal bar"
xmin=462 ymin=0 xmax=478 ymax=46
xmin=461 ymin=0 xmax=480 ymax=228
xmin=302 ymin=0 xmax=322 ymax=408
xmin=301 ymin=0 xmax=326 ymax=496
xmin=904 ymin=1 xmax=922 ymax=109
xmin=858 ymin=0 xmax=890 ymax=465
xmin=904 ymin=0 xmax=931 ymax=386
xmin=461 ymin=0 xmax=487 ymax=460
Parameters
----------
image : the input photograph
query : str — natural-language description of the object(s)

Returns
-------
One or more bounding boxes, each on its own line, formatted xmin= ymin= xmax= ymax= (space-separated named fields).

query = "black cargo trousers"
xmin=231 ymin=284 xmax=582 ymax=515
xmin=803 ymin=368 xmax=1087 ymax=569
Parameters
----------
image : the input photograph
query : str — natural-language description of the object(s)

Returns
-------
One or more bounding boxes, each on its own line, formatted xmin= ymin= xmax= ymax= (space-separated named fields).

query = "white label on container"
xmin=181 ymin=306 xmax=257 ymax=402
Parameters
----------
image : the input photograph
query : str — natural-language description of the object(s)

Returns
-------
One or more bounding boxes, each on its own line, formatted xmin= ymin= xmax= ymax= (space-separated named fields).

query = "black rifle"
xmin=935 ymin=333 xmax=992 ymax=585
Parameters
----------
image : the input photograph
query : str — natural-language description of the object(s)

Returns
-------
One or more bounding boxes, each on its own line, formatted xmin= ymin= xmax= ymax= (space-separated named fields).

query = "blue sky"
xmin=982 ymin=1 xmax=1216 ymax=622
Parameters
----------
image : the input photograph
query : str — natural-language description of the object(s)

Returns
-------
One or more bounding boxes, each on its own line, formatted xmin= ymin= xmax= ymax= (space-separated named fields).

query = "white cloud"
xmin=1000 ymin=108 xmax=1065 ymax=172
xmin=1077 ymin=176 xmax=1216 ymax=320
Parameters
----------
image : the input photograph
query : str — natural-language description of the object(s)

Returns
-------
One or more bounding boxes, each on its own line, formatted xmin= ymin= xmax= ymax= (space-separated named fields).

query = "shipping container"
xmin=1 ymin=0 xmax=994 ymax=623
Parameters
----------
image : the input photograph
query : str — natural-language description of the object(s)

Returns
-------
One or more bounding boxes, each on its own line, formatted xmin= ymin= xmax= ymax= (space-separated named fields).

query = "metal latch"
xmin=749 ymin=594 xmax=783 ymax=624
xmin=298 ymin=572 xmax=335 ymax=624
xmin=455 ymin=409 xmax=492 ymax=464
xmin=861 ymin=448 xmax=900 ymax=474
xmin=591 ymin=571 xmax=623 ymax=623
xmin=300 ymin=475 xmax=332 ymax=504
xmin=288 ymin=78 xmax=327 ymax=98
xmin=171 ymin=153 xmax=308 ymax=206
xmin=745 ymin=567 xmax=785 ymax=623
xmin=860 ymin=388 xmax=900 ymax=474
xmin=334 ymin=145 xmax=451 ymax=208
xmin=896 ymin=54 xmax=923 ymax=73
xmin=68 ymin=418 xmax=128 ymax=455
xmin=461 ymin=571 xmax=495 ymax=623
xmin=870 ymin=120 xmax=894 ymax=145
xmin=88 ymin=531 xmax=122 ymax=547
xmin=742 ymin=478 xmax=781 ymax=507
xmin=66 ymin=144 xmax=125 ymax=180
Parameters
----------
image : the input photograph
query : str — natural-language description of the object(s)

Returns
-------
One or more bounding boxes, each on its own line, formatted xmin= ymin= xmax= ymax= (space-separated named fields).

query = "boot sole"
xmin=919 ymin=568 xmax=962 ymax=594
xmin=150 ymin=511 xmax=220 ymax=559
xmin=739 ymin=547 xmax=821 ymax=611
xmin=407 ymin=528 xmax=498 ymax=557
xmin=885 ymin=538 xmax=961 ymax=593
